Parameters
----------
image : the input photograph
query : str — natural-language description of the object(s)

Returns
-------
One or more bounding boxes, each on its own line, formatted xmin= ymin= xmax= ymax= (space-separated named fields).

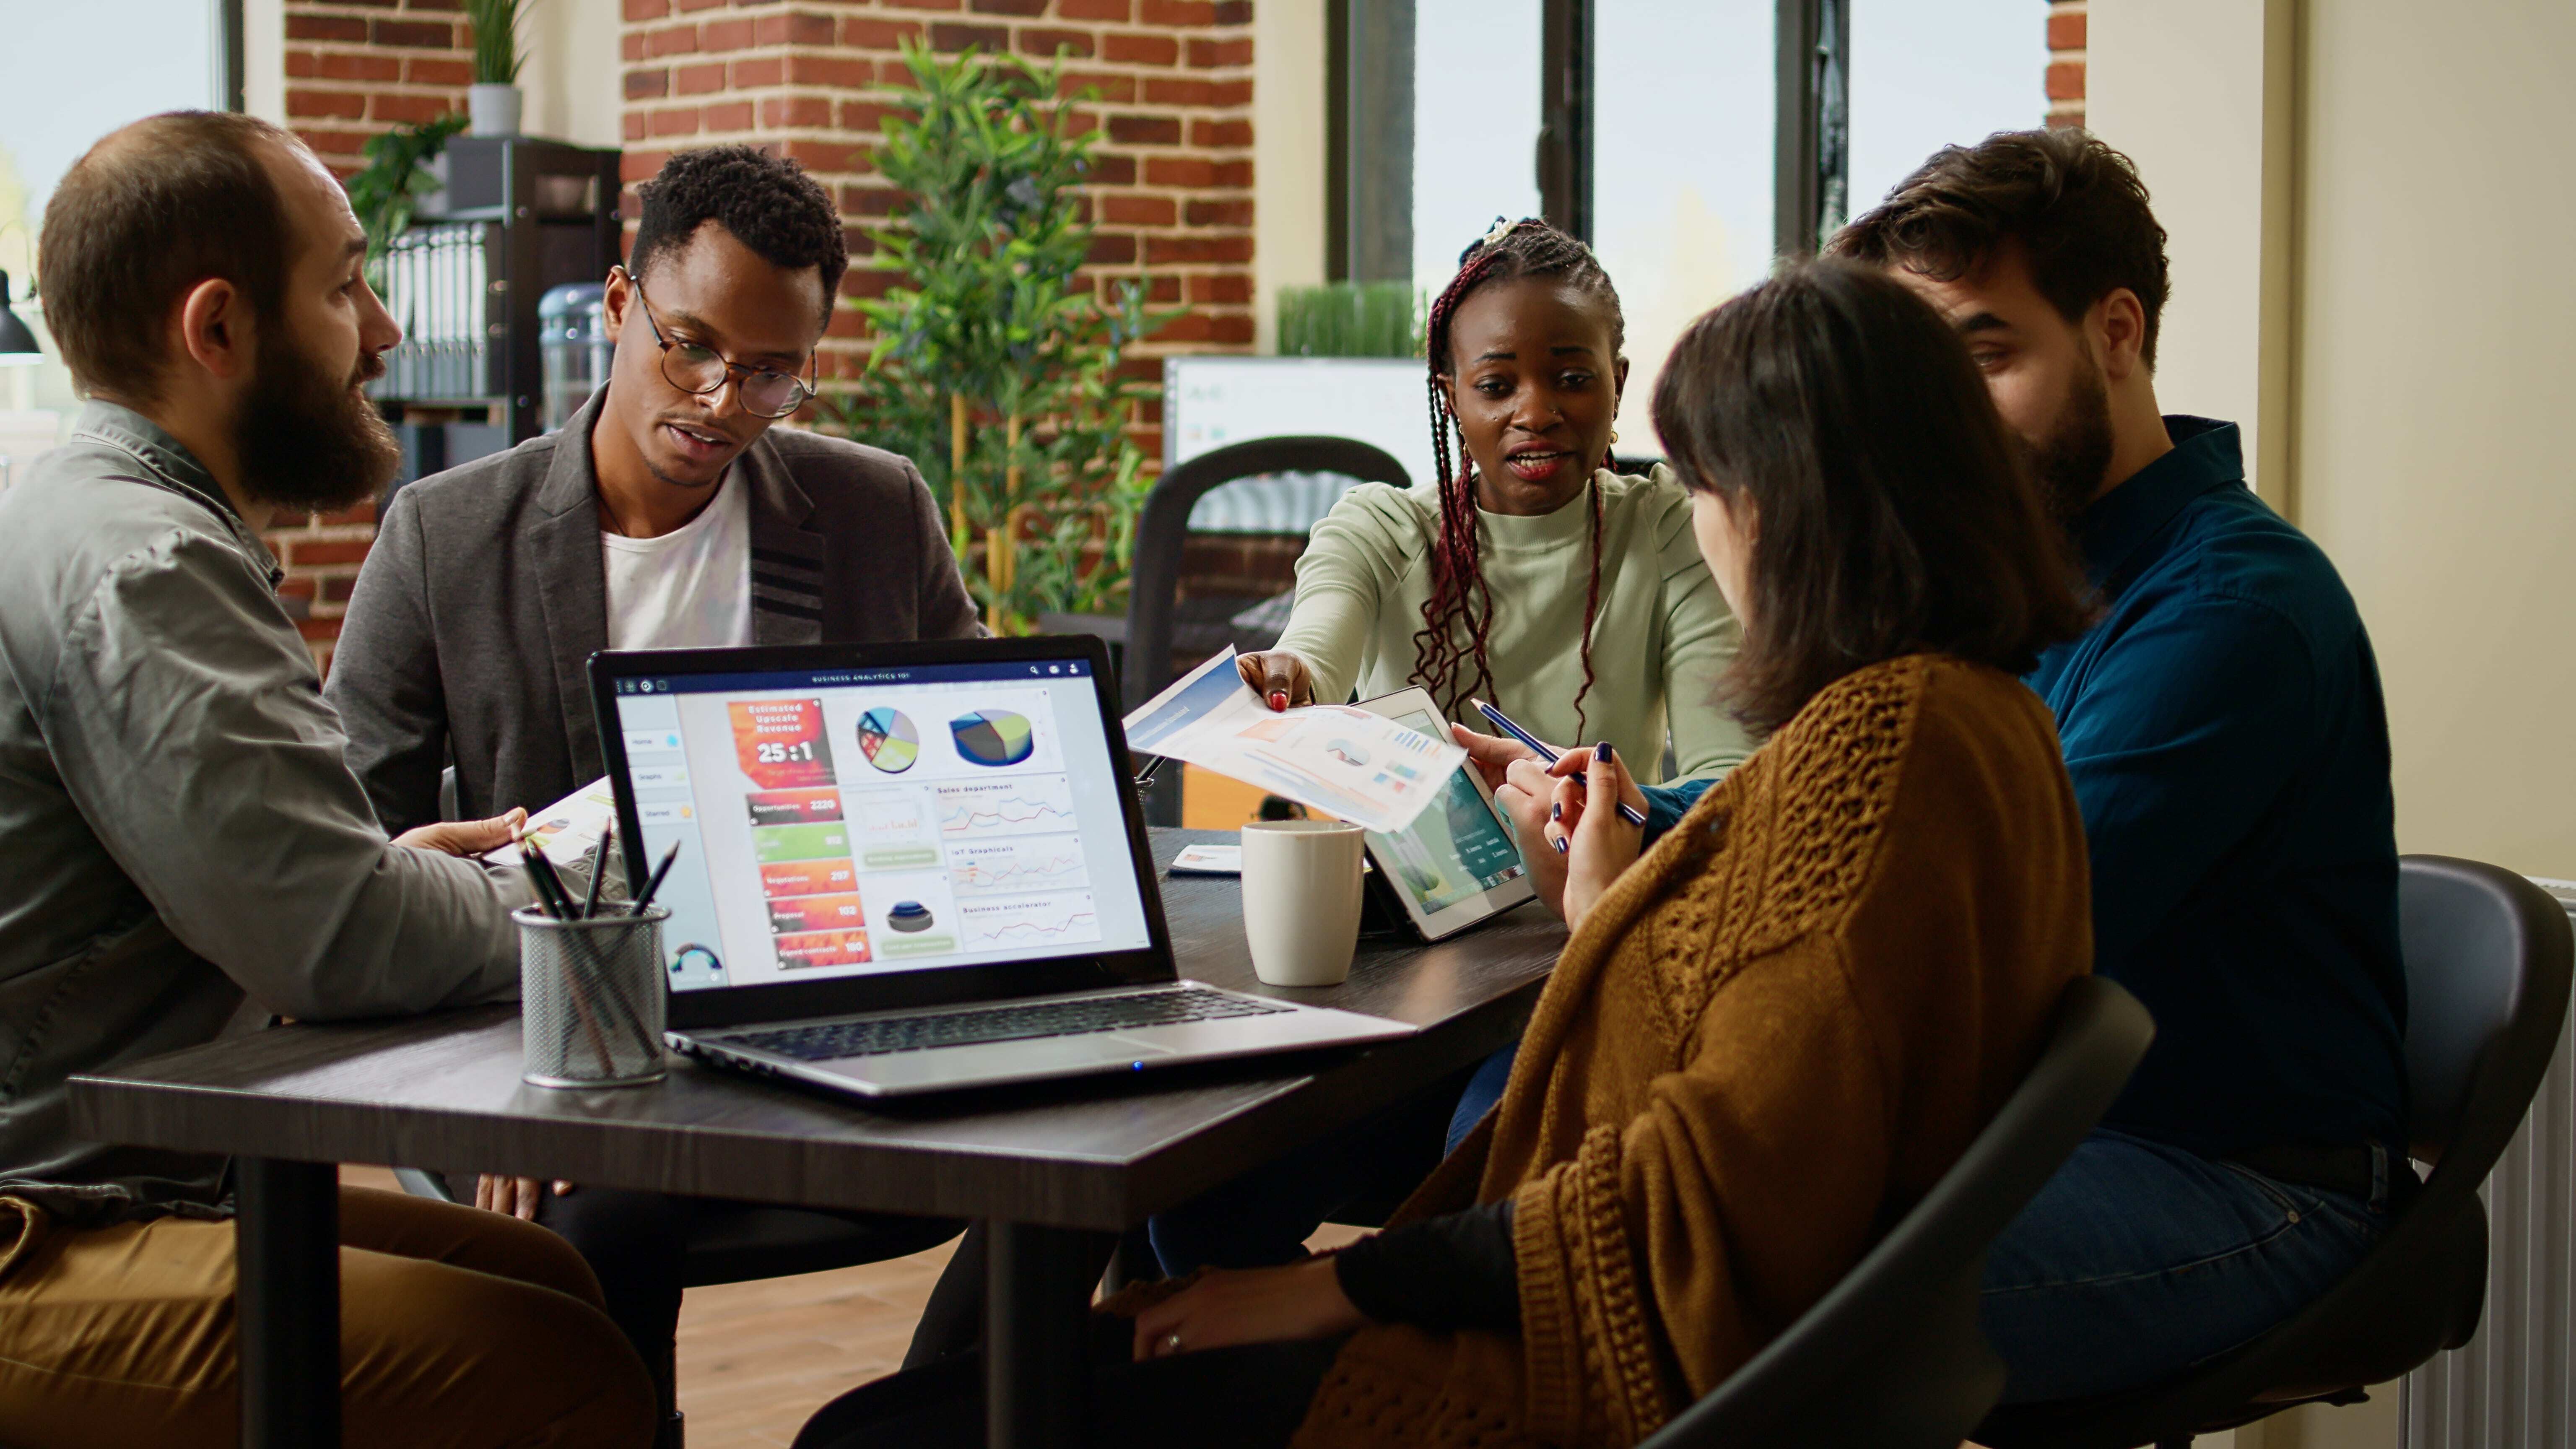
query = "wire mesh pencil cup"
xmin=515 ymin=905 xmax=669 ymax=1088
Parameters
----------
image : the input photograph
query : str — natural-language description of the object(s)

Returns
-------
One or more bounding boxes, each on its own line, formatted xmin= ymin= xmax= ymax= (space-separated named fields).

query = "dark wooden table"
xmin=68 ymin=828 xmax=1565 ymax=1449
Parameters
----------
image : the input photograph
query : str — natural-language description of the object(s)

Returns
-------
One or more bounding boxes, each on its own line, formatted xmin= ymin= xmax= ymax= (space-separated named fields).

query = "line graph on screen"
xmin=958 ymin=892 xmax=1101 ymax=949
xmin=948 ymin=839 xmax=1091 ymax=896
xmin=936 ymin=775 xmax=1077 ymax=839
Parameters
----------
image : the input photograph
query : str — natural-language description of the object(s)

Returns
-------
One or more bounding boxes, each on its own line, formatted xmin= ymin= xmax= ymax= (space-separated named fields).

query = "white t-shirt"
xmin=601 ymin=473 xmax=753 ymax=651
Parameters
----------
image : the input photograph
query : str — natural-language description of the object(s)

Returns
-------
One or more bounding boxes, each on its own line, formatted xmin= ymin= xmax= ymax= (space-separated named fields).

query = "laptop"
xmin=589 ymin=635 xmax=1414 ymax=1098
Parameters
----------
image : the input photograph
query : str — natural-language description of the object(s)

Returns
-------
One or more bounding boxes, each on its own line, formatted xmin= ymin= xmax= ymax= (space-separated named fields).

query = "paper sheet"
xmin=480 ymin=776 xmax=620 ymax=877
xmin=1123 ymin=649 xmax=1466 ymax=834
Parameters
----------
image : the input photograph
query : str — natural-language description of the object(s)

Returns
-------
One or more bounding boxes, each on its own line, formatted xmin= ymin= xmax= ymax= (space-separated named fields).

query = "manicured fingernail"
xmin=1269 ymin=692 xmax=1289 ymax=711
xmin=1551 ymin=802 xmax=1562 ymax=820
xmin=1596 ymin=742 xmax=1616 ymax=766
xmin=1552 ymin=836 xmax=1568 ymax=854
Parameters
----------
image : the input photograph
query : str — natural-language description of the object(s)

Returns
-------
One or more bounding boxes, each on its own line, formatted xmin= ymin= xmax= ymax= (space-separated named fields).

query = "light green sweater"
xmin=1272 ymin=467 xmax=1756 ymax=784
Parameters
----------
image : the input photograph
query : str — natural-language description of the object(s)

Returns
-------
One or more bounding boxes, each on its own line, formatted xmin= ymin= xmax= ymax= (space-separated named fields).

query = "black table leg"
xmin=985 ymin=1220 xmax=1102 ymax=1449
xmin=236 ymin=1157 xmax=339 ymax=1449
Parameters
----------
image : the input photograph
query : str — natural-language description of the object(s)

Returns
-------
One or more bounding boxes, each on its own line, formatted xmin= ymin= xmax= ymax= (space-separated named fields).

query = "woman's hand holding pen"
xmin=1550 ymin=743 xmax=1646 ymax=932
xmin=1235 ymin=650 xmax=1316 ymax=712
xmin=1453 ymin=724 xmax=1576 ymax=920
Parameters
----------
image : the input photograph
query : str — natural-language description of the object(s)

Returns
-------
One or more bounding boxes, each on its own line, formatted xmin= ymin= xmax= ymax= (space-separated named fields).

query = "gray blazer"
xmin=328 ymin=387 xmax=981 ymax=836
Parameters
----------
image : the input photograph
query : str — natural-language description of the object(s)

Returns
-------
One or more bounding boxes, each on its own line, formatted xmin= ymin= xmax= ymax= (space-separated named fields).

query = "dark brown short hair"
xmin=37 ymin=111 xmax=298 ymax=402
xmin=1831 ymin=128 xmax=2171 ymax=369
xmin=1652 ymin=261 xmax=2090 ymax=733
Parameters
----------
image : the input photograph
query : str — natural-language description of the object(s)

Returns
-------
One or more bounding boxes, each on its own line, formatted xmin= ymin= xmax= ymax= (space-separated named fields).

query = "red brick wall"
xmin=277 ymin=3 xmax=479 ymax=669
xmin=283 ymin=0 xmax=477 ymax=178
xmin=616 ymin=0 xmax=1261 ymax=465
xmin=2046 ymin=1 xmax=2086 ymax=129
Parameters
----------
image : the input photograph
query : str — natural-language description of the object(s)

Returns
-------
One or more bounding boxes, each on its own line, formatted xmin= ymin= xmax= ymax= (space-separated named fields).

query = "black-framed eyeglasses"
xmin=626 ymin=273 xmax=818 ymax=420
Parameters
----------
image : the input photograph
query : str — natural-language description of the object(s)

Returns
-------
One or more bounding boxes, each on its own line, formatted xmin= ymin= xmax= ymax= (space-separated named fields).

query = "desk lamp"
xmin=0 ymin=271 xmax=39 ymax=365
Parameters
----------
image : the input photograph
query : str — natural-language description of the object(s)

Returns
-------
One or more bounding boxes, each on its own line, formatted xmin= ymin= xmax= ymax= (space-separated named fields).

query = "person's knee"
xmin=341 ymin=1187 xmax=611 ymax=1311
xmin=493 ymin=1297 xmax=657 ymax=1449
xmin=344 ymin=1254 xmax=654 ymax=1448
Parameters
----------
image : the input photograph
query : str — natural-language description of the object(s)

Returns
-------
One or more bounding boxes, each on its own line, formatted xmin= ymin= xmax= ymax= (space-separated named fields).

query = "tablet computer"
xmin=1353 ymin=687 xmax=1535 ymax=939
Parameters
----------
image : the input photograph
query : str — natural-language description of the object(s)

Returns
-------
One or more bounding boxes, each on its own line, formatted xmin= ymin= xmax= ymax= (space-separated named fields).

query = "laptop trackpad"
xmin=832 ymin=1034 xmax=1176 ymax=1091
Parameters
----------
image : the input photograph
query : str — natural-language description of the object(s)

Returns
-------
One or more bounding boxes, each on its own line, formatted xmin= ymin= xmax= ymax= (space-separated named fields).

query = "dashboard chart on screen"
xmin=606 ymin=657 xmax=1150 ymax=993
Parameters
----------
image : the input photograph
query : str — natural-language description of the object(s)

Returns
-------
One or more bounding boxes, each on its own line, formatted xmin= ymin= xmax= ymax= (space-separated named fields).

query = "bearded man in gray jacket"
xmin=0 ymin=112 xmax=651 ymax=1447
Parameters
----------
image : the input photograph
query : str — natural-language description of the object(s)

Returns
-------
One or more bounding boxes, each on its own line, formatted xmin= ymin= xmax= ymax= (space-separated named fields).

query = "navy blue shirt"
xmin=1644 ymin=418 xmax=2406 ymax=1158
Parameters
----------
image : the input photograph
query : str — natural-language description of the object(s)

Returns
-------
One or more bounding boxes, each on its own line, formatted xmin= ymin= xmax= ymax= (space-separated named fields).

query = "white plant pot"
xmin=468 ymin=84 xmax=522 ymax=138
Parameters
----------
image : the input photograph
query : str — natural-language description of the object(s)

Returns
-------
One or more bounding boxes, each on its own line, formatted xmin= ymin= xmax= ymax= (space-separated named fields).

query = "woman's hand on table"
xmin=1236 ymin=651 xmax=1316 ymax=712
xmin=1130 ymin=1257 xmax=1367 ymax=1362
xmin=475 ymin=1175 xmax=575 ymax=1220
xmin=393 ymin=808 xmax=527 ymax=858
xmin=1550 ymin=742 xmax=1646 ymax=933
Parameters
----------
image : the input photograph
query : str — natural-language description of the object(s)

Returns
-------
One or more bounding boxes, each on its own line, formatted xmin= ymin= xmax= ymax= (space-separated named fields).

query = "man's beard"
xmin=231 ymin=333 xmax=400 ymax=515
xmin=2028 ymin=353 xmax=2117 ymax=521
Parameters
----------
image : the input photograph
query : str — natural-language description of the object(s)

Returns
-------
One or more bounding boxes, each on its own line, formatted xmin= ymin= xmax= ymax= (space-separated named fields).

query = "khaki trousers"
xmin=0 ymin=1186 xmax=654 ymax=1449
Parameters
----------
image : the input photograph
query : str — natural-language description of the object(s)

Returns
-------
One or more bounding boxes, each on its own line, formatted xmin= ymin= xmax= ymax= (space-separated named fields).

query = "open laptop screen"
xmin=601 ymin=651 xmax=1155 ymax=1000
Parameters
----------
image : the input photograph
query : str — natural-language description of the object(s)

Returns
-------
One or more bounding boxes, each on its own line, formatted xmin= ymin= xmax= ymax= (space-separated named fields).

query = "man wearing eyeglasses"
xmin=325 ymin=145 xmax=977 ymax=1449
xmin=332 ymin=145 xmax=978 ymax=840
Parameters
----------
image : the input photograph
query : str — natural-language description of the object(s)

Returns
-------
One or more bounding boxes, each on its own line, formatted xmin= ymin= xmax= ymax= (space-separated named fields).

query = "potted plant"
xmin=820 ymin=41 xmax=1168 ymax=634
xmin=463 ymin=0 xmax=535 ymax=137
xmin=346 ymin=115 xmax=467 ymax=290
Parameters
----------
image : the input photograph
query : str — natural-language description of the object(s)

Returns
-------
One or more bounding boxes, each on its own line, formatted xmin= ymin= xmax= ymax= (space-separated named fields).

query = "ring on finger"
xmin=1161 ymin=1330 xmax=1184 ymax=1356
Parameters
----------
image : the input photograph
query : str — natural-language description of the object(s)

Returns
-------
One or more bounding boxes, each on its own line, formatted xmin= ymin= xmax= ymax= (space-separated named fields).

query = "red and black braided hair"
xmin=1413 ymin=218 xmax=1627 ymax=735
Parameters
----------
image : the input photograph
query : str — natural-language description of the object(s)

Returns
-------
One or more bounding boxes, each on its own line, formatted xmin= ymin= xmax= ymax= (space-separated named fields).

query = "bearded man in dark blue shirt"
xmin=1461 ymin=129 xmax=2407 ymax=1403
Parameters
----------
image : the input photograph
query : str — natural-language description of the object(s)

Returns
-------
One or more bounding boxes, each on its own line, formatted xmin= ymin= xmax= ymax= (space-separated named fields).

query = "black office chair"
xmin=1974 ymin=854 xmax=2576 ymax=1449
xmin=1122 ymin=436 xmax=1410 ymax=823
xmin=1636 ymin=974 xmax=2155 ymax=1449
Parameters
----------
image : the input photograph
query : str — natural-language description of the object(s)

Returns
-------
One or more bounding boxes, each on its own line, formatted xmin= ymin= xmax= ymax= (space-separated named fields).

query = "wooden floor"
xmin=343 ymin=1166 xmax=1363 ymax=1446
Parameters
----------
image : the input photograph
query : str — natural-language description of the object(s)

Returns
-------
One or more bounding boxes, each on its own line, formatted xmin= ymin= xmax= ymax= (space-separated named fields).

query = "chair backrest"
xmin=2398 ymin=855 xmax=2572 ymax=1170
xmin=1976 ymin=856 xmax=2576 ymax=1448
xmin=1121 ymin=435 xmax=1409 ymax=715
xmin=1639 ymin=974 xmax=2155 ymax=1449
xmin=2173 ymin=854 xmax=2575 ymax=1405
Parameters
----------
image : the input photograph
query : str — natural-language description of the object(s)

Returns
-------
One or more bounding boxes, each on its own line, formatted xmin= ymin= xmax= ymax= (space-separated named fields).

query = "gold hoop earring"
xmin=1609 ymin=429 xmax=1620 ymax=444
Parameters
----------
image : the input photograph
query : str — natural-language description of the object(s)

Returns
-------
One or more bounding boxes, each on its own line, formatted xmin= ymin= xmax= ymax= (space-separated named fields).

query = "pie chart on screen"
xmin=949 ymin=709 xmax=1035 ymax=767
xmin=857 ymin=708 xmax=919 ymax=773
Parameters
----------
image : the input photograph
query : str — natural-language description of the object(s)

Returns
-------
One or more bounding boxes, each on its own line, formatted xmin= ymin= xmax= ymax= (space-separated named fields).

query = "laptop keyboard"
xmin=725 ymin=987 xmax=1293 ymax=1062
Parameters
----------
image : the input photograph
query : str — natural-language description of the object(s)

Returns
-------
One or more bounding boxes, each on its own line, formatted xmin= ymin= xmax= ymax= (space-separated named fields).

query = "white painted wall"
xmin=2294 ymin=0 xmax=2576 ymax=881
xmin=2084 ymin=0 xmax=2296 ymax=507
xmin=518 ymin=0 xmax=625 ymax=150
xmin=243 ymin=0 xmax=285 ymax=125
xmin=1253 ymin=0 xmax=1328 ymax=354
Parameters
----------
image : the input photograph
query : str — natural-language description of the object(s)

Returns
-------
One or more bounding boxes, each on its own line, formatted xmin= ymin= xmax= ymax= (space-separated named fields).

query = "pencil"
xmin=1468 ymin=698 xmax=1649 ymax=829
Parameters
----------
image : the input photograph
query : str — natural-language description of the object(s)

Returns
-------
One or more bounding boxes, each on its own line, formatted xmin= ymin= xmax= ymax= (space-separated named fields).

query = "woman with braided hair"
xmin=797 ymin=260 xmax=2092 ymax=1449
xmin=1236 ymin=218 xmax=1755 ymax=791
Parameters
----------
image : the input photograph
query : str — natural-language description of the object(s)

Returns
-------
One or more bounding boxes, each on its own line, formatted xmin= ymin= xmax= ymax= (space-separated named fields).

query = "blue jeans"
xmin=1979 ymin=1128 xmax=2395 ymax=1403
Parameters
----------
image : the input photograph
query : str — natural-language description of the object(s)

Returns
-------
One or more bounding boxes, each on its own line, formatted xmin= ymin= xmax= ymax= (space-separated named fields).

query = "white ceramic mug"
xmin=1239 ymin=820 xmax=1367 ymax=987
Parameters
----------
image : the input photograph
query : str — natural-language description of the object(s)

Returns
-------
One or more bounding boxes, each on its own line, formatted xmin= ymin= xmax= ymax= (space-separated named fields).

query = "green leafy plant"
xmin=345 ymin=114 xmax=467 ymax=290
xmin=1278 ymin=281 xmax=1423 ymax=358
xmin=464 ymin=0 xmax=536 ymax=86
xmin=817 ymin=41 xmax=1168 ymax=633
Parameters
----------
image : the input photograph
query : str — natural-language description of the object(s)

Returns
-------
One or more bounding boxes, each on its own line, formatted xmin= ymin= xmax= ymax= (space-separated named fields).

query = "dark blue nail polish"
xmin=1596 ymin=741 xmax=1616 ymax=766
xmin=1551 ymin=802 xmax=1562 ymax=820
xmin=1552 ymin=836 xmax=1569 ymax=854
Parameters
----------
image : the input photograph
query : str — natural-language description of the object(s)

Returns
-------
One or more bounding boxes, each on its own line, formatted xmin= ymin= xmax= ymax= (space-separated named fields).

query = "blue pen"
xmin=1469 ymin=698 xmax=1649 ymax=828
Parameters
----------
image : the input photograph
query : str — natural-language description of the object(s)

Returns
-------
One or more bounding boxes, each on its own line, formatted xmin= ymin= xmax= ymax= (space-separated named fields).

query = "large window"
xmin=1330 ymin=0 xmax=2049 ymax=455
xmin=0 ymin=0 xmax=233 ymax=483
xmin=1593 ymin=0 xmax=1777 ymax=451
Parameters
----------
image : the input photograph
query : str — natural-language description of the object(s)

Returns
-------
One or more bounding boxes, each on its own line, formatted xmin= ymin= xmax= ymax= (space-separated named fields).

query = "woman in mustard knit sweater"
xmin=796 ymin=262 xmax=2096 ymax=1449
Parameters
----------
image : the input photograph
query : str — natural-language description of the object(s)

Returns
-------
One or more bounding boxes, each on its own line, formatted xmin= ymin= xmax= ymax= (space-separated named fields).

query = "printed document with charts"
xmin=1123 ymin=648 xmax=1465 ymax=833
